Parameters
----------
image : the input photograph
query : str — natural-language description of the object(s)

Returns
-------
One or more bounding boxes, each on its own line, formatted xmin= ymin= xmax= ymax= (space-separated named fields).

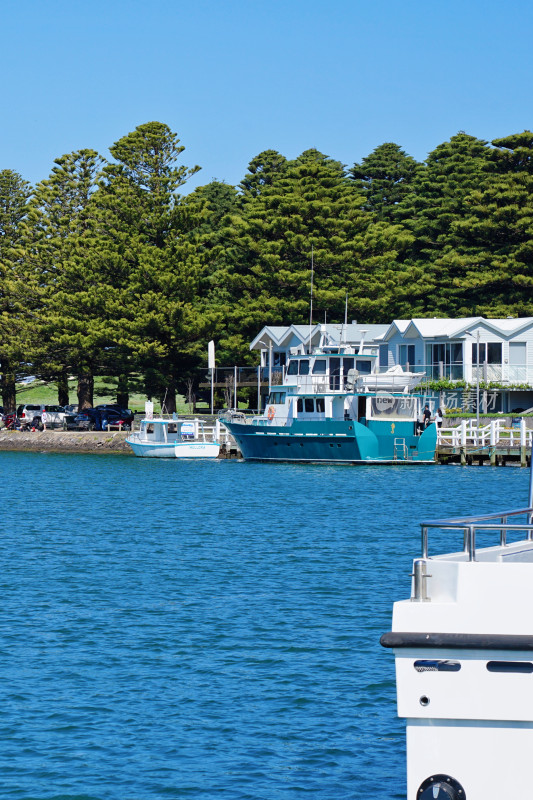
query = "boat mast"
xmin=309 ymin=245 xmax=314 ymax=355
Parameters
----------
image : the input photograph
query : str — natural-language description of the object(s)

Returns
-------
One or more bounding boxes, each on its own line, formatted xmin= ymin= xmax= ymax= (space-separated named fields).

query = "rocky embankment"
xmin=0 ymin=429 xmax=132 ymax=454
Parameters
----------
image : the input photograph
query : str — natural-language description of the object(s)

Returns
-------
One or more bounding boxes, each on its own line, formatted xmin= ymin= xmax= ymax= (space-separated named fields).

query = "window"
xmin=297 ymin=398 xmax=303 ymax=412
xmin=343 ymin=357 xmax=355 ymax=375
xmin=288 ymin=359 xmax=310 ymax=375
xmin=379 ymin=344 xmax=389 ymax=368
xmin=305 ymin=398 xmax=314 ymax=412
xmin=312 ymin=359 xmax=326 ymax=374
xmin=329 ymin=357 xmax=341 ymax=390
xmin=426 ymin=342 xmax=463 ymax=379
xmin=472 ymin=342 xmax=502 ymax=364
xmin=316 ymin=398 xmax=325 ymax=413
xmin=399 ymin=344 xmax=415 ymax=368
xmin=356 ymin=360 xmax=372 ymax=374
xmin=268 ymin=392 xmax=286 ymax=405
xmin=273 ymin=351 xmax=286 ymax=367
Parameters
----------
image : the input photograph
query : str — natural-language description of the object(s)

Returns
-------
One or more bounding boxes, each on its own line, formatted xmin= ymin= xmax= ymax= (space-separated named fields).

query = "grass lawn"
xmin=15 ymin=377 xmax=210 ymax=414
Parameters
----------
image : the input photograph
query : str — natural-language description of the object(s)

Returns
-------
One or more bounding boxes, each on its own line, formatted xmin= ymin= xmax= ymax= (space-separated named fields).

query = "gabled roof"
xmin=382 ymin=317 xmax=533 ymax=341
xmin=250 ymin=323 xmax=388 ymax=350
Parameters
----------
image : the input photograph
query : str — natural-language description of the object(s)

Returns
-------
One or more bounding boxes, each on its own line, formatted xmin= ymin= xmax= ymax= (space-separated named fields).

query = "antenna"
xmin=309 ymin=245 xmax=314 ymax=354
xmin=341 ymin=292 xmax=348 ymax=346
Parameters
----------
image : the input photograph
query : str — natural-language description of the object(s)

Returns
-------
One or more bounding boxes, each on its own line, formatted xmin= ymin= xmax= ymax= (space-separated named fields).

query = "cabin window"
xmin=379 ymin=344 xmax=389 ymax=367
xmin=316 ymin=398 xmax=325 ymax=413
xmin=343 ymin=357 xmax=355 ymax=375
xmin=297 ymin=398 xmax=303 ymax=412
xmin=329 ymin=357 xmax=341 ymax=390
xmin=273 ymin=351 xmax=286 ymax=366
xmin=305 ymin=398 xmax=314 ymax=412
xmin=268 ymin=392 xmax=286 ymax=404
xmin=356 ymin=359 xmax=372 ymax=374
xmin=312 ymin=359 xmax=326 ymax=374
xmin=299 ymin=360 xmax=310 ymax=375
xmin=287 ymin=360 xmax=298 ymax=375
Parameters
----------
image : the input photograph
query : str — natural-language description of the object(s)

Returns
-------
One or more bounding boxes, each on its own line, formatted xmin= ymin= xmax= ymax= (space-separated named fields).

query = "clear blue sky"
xmin=3 ymin=0 xmax=532 ymax=192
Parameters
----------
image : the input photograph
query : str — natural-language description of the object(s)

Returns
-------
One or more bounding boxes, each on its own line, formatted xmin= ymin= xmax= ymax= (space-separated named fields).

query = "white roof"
xmin=384 ymin=317 xmax=533 ymax=341
xmin=250 ymin=323 xmax=388 ymax=350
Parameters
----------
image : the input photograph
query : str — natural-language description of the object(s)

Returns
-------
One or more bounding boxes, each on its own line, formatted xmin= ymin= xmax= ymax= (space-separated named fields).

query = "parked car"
xmin=64 ymin=412 xmax=90 ymax=431
xmin=16 ymin=404 xmax=68 ymax=429
xmin=75 ymin=405 xmax=134 ymax=431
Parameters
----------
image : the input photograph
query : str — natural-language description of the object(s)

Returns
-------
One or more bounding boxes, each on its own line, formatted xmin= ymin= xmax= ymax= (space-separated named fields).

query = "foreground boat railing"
xmin=419 ymin=506 xmax=533 ymax=561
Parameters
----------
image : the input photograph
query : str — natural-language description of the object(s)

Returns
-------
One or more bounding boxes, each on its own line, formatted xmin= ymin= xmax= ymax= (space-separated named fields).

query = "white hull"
xmin=382 ymin=505 xmax=533 ymax=799
xmin=127 ymin=439 xmax=219 ymax=458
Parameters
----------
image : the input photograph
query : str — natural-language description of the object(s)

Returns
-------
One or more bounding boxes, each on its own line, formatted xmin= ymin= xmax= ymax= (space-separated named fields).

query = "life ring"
xmin=267 ymin=406 xmax=275 ymax=421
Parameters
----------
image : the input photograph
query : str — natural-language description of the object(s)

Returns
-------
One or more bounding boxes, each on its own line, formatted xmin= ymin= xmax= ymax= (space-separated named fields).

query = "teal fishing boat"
xmin=221 ymin=334 xmax=436 ymax=464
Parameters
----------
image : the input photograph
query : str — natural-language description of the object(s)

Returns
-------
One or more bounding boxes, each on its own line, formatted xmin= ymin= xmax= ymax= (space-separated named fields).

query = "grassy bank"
xmin=15 ymin=377 xmax=205 ymax=414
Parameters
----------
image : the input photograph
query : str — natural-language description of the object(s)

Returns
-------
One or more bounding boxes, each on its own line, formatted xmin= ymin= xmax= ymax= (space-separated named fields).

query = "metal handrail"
xmin=420 ymin=507 xmax=533 ymax=561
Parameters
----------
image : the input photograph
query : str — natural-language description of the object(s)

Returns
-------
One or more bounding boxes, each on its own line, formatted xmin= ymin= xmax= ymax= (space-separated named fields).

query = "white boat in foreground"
xmin=126 ymin=418 xmax=220 ymax=458
xmin=381 ymin=464 xmax=533 ymax=799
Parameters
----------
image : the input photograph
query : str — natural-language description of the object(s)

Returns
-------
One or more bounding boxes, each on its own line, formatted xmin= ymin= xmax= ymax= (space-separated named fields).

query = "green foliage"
xmin=3 ymin=124 xmax=533 ymax=407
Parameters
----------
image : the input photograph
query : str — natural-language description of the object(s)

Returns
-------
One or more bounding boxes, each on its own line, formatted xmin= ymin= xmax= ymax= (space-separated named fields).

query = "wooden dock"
xmin=436 ymin=418 xmax=532 ymax=466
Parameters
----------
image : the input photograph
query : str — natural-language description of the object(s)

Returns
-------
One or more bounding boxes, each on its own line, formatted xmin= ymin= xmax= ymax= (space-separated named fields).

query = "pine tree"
xmin=350 ymin=142 xmax=420 ymax=219
xmin=0 ymin=170 xmax=32 ymax=411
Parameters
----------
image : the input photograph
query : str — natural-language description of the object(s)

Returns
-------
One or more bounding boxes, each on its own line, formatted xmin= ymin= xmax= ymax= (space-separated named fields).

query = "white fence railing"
xmin=437 ymin=418 xmax=533 ymax=449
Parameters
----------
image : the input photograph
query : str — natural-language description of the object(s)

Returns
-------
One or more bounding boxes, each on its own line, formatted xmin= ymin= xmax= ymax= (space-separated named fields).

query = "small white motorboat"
xmin=126 ymin=418 xmax=220 ymax=458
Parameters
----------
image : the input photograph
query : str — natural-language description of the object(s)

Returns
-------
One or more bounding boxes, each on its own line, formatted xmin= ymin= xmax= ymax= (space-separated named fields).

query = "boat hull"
xmin=223 ymin=419 xmax=436 ymax=464
xmin=126 ymin=439 xmax=220 ymax=458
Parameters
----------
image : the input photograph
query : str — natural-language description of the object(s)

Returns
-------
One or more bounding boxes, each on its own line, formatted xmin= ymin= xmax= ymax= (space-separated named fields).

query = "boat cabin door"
xmin=358 ymin=396 xmax=367 ymax=423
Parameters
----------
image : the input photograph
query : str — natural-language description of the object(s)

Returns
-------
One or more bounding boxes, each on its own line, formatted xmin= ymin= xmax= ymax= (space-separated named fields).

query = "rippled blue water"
xmin=0 ymin=452 xmax=528 ymax=800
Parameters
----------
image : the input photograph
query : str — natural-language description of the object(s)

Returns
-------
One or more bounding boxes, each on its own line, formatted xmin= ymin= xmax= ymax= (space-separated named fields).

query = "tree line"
xmin=1 ymin=122 xmax=532 ymax=412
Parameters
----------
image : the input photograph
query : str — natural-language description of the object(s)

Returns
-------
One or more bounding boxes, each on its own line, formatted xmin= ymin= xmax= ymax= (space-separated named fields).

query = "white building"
xmin=250 ymin=318 xmax=533 ymax=413
xmin=377 ymin=317 xmax=533 ymax=413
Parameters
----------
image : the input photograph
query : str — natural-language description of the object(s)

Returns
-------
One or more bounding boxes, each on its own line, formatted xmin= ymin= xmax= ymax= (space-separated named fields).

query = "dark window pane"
xmin=343 ymin=358 xmax=354 ymax=374
xmin=305 ymin=398 xmax=314 ymax=412
xmin=356 ymin=360 xmax=372 ymax=374
xmin=487 ymin=342 xmax=502 ymax=364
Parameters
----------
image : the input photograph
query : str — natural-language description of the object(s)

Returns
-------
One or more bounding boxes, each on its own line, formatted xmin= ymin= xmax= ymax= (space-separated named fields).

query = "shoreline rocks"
xmin=0 ymin=430 xmax=132 ymax=454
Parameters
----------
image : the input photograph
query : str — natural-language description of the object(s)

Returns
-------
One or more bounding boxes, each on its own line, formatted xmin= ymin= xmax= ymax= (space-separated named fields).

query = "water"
xmin=0 ymin=453 xmax=528 ymax=800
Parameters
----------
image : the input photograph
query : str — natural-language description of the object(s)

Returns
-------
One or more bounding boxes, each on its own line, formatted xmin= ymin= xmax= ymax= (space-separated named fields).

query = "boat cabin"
xmin=138 ymin=418 xmax=203 ymax=443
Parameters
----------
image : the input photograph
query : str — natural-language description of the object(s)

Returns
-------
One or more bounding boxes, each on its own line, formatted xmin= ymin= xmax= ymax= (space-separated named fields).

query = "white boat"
xmin=126 ymin=418 xmax=220 ymax=458
xmin=382 ymin=464 xmax=533 ymax=799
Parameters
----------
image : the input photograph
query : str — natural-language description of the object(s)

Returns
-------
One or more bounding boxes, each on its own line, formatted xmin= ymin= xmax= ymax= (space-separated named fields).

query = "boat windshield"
xmin=268 ymin=391 xmax=287 ymax=405
xmin=287 ymin=359 xmax=309 ymax=375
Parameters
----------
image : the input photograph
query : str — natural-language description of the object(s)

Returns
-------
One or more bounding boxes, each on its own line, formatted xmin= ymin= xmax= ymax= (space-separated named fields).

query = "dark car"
xmin=79 ymin=405 xmax=134 ymax=431
xmin=65 ymin=413 xmax=90 ymax=431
